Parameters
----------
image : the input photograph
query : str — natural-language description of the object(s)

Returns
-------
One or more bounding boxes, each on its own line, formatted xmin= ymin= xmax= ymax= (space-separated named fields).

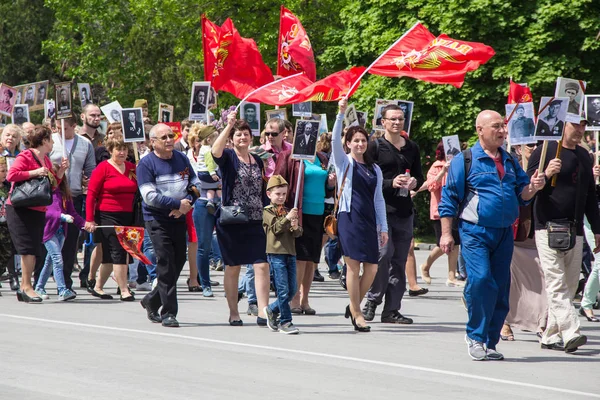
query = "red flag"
xmin=277 ymin=6 xmax=317 ymax=82
xmin=114 ymin=226 xmax=153 ymax=265
xmin=244 ymin=67 xmax=366 ymax=106
xmin=507 ymin=80 xmax=533 ymax=104
xmin=211 ymin=18 xmax=274 ymax=99
xmin=164 ymin=122 xmax=182 ymax=143
xmin=368 ymin=22 xmax=495 ymax=88
xmin=202 ymin=15 xmax=222 ymax=82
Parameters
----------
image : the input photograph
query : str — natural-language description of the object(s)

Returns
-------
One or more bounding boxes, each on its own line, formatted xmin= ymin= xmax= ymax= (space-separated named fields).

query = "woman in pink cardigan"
xmin=6 ymin=126 xmax=68 ymax=303
xmin=420 ymin=142 xmax=464 ymax=287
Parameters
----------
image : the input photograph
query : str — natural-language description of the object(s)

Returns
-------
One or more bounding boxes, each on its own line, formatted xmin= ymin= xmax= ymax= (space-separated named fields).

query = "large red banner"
xmin=277 ymin=6 xmax=317 ymax=82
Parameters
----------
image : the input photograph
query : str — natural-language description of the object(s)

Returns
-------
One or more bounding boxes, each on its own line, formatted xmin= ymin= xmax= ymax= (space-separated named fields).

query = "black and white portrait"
xmin=240 ymin=101 xmax=260 ymax=136
xmin=292 ymin=120 xmax=320 ymax=159
xmin=78 ymin=83 xmax=92 ymax=108
xmin=158 ymin=103 xmax=174 ymax=123
xmin=442 ymin=135 xmax=460 ymax=161
xmin=584 ymin=95 xmax=600 ymax=131
xmin=356 ymin=111 xmax=367 ymax=128
xmin=44 ymin=99 xmax=56 ymax=120
xmin=373 ymin=99 xmax=396 ymax=129
xmin=189 ymin=81 xmax=210 ymax=122
xmin=266 ymin=109 xmax=287 ymax=121
xmin=535 ymin=97 xmax=569 ymax=140
xmin=35 ymin=82 xmax=47 ymax=106
xmin=208 ymin=87 xmax=218 ymax=109
xmin=555 ymin=77 xmax=586 ymax=123
xmin=101 ymin=100 xmax=123 ymax=123
xmin=14 ymin=87 xmax=23 ymax=105
xmin=505 ymin=102 xmax=536 ymax=145
xmin=344 ymin=103 xmax=358 ymax=127
xmin=121 ymin=108 xmax=145 ymax=143
xmin=397 ymin=100 xmax=413 ymax=136
xmin=55 ymin=82 xmax=72 ymax=119
xmin=24 ymin=85 xmax=35 ymax=107
xmin=292 ymin=101 xmax=312 ymax=118
xmin=12 ymin=104 xmax=30 ymax=125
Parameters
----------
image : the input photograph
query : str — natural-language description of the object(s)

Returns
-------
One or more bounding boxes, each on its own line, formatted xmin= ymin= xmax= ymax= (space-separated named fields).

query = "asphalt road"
xmin=0 ymin=250 xmax=598 ymax=400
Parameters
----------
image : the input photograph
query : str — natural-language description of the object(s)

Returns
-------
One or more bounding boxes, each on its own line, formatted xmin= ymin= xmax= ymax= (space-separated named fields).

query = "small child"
xmin=35 ymin=175 xmax=88 ymax=301
xmin=262 ymin=175 xmax=303 ymax=334
xmin=189 ymin=125 xmax=222 ymax=213
xmin=0 ymin=157 xmax=16 ymax=280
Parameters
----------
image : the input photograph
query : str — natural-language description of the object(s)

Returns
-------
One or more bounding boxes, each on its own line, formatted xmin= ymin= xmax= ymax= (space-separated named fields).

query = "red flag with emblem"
xmin=368 ymin=22 xmax=495 ymax=88
xmin=211 ymin=18 xmax=274 ymax=99
xmin=202 ymin=15 xmax=222 ymax=82
xmin=277 ymin=6 xmax=317 ymax=82
xmin=114 ymin=226 xmax=152 ymax=265
xmin=245 ymin=73 xmax=314 ymax=105
xmin=507 ymin=80 xmax=533 ymax=104
xmin=164 ymin=122 xmax=182 ymax=143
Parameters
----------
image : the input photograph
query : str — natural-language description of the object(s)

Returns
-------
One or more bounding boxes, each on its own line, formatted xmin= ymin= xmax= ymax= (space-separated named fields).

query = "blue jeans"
xmin=267 ymin=254 xmax=297 ymax=325
xmin=209 ymin=231 xmax=222 ymax=263
xmin=37 ymin=230 xmax=68 ymax=294
xmin=142 ymin=233 xmax=157 ymax=281
xmin=193 ymin=199 xmax=215 ymax=288
xmin=238 ymin=264 xmax=256 ymax=304
xmin=460 ymin=220 xmax=513 ymax=350
xmin=324 ymin=237 xmax=342 ymax=274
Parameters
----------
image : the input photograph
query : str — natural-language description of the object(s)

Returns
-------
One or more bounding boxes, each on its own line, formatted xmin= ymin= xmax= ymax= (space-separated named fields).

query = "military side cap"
xmin=198 ymin=125 xmax=217 ymax=141
xmin=267 ymin=175 xmax=288 ymax=190
xmin=133 ymin=99 xmax=148 ymax=108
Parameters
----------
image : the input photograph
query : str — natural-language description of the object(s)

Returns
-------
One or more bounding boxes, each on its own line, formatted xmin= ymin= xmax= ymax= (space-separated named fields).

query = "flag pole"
xmin=61 ymin=119 xmax=66 ymax=159
xmin=343 ymin=21 xmax=422 ymax=99
xmin=235 ymin=72 xmax=305 ymax=112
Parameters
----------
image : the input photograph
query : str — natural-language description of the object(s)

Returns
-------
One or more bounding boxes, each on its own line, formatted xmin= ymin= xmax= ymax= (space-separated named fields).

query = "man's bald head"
xmin=475 ymin=110 xmax=502 ymax=131
xmin=22 ymin=122 xmax=35 ymax=136
xmin=476 ymin=110 xmax=507 ymax=152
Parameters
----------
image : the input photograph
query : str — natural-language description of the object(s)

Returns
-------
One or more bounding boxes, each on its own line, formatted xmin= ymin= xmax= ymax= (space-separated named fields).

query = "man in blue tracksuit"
xmin=438 ymin=110 xmax=546 ymax=361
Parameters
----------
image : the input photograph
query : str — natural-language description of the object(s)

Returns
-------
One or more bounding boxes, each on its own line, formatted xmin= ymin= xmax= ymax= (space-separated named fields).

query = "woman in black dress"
xmin=212 ymin=111 xmax=269 ymax=326
xmin=332 ymin=99 xmax=388 ymax=331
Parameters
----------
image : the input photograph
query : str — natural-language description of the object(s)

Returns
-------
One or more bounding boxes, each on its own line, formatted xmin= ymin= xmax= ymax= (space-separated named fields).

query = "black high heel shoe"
xmin=17 ymin=290 xmax=42 ymax=303
xmin=579 ymin=306 xmax=600 ymax=322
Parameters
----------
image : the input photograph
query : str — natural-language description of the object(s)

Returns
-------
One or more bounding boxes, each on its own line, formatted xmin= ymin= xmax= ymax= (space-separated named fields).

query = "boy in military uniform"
xmin=262 ymin=175 xmax=303 ymax=334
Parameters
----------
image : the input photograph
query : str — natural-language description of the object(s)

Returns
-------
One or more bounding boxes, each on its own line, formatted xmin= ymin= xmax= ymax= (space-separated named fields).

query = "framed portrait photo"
xmin=208 ymin=87 xmax=218 ymax=110
xmin=292 ymin=101 xmax=312 ymax=118
xmin=0 ymin=83 xmax=18 ymax=117
xmin=33 ymin=81 xmax=49 ymax=110
xmin=240 ymin=101 xmax=260 ymax=136
xmin=189 ymin=81 xmax=210 ymax=122
xmin=505 ymin=102 xmax=536 ymax=145
xmin=23 ymin=84 xmax=35 ymax=107
xmin=12 ymin=104 xmax=30 ymax=125
xmin=555 ymin=77 xmax=586 ymax=124
xmin=101 ymin=100 xmax=123 ymax=123
xmin=291 ymin=120 xmax=320 ymax=160
xmin=356 ymin=111 xmax=367 ymax=128
xmin=584 ymin=95 xmax=600 ymax=131
xmin=158 ymin=103 xmax=174 ymax=123
xmin=14 ymin=86 xmax=24 ymax=106
xmin=265 ymin=108 xmax=287 ymax=121
xmin=121 ymin=108 xmax=145 ymax=143
xmin=344 ymin=103 xmax=359 ymax=128
xmin=44 ymin=99 xmax=56 ymax=121
xmin=535 ymin=97 xmax=569 ymax=141
xmin=373 ymin=99 xmax=397 ymax=130
xmin=78 ymin=83 xmax=92 ymax=108
xmin=442 ymin=135 xmax=461 ymax=161
xmin=397 ymin=100 xmax=414 ymax=136
xmin=55 ymin=81 xmax=73 ymax=119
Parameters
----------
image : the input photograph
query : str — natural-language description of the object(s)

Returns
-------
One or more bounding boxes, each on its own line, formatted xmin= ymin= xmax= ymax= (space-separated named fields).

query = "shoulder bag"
xmin=10 ymin=150 xmax=53 ymax=208
xmin=546 ymin=159 xmax=581 ymax=251
xmin=323 ymin=163 xmax=350 ymax=239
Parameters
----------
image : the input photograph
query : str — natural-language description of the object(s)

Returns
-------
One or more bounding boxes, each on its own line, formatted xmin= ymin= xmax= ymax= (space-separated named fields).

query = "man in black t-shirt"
xmin=362 ymin=104 xmax=424 ymax=324
xmin=527 ymin=116 xmax=600 ymax=353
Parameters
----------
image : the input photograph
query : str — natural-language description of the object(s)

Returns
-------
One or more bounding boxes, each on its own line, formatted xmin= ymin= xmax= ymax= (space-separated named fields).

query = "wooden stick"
xmin=538 ymin=141 xmax=549 ymax=173
xmin=595 ymin=131 xmax=599 ymax=185
xmin=133 ymin=143 xmax=139 ymax=164
xmin=521 ymin=144 xmax=529 ymax=171
xmin=293 ymin=161 xmax=304 ymax=208
xmin=61 ymin=119 xmax=66 ymax=159
xmin=551 ymin=140 xmax=562 ymax=187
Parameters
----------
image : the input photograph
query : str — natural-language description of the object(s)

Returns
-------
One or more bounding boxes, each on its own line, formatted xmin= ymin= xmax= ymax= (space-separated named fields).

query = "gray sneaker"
xmin=264 ymin=306 xmax=278 ymax=332
xmin=278 ymin=322 xmax=299 ymax=334
xmin=465 ymin=335 xmax=487 ymax=361
xmin=486 ymin=348 xmax=504 ymax=361
xmin=247 ymin=303 xmax=258 ymax=316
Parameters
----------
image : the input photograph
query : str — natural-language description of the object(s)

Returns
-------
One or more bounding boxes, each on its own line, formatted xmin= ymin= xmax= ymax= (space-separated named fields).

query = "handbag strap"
xmin=29 ymin=149 xmax=44 ymax=168
xmin=332 ymin=163 xmax=351 ymax=216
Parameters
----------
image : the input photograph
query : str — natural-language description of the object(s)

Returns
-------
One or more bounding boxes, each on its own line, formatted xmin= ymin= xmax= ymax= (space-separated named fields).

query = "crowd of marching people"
xmin=0 ymin=98 xmax=599 ymax=359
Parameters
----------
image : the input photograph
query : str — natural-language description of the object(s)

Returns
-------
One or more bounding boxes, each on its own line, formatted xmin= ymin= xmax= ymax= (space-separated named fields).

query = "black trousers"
xmin=143 ymin=219 xmax=187 ymax=317
xmin=62 ymin=194 xmax=86 ymax=289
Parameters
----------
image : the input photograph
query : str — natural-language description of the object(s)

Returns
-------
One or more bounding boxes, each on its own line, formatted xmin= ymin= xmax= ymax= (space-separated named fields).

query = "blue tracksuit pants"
xmin=460 ymin=220 xmax=513 ymax=350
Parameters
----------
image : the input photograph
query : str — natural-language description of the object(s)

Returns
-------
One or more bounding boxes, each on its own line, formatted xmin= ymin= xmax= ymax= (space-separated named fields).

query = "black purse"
xmin=10 ymin=150 xmax=53 ymax=208
xmin=219 ymin=205 xmax=249 ymax=225
xmin=546 ymin=220 xmax=576 ymax=251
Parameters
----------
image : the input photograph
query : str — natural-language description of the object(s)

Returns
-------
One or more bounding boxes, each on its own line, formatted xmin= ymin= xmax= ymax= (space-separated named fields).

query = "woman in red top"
xmin=6 ymin=126 xmax=68 ymax=303
xmin=86 ymin=137 xmax=138 ymax=301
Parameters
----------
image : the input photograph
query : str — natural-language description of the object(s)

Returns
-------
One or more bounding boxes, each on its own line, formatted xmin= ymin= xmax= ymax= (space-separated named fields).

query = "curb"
xmin=414 ymin=243 xmax=437 ymax=251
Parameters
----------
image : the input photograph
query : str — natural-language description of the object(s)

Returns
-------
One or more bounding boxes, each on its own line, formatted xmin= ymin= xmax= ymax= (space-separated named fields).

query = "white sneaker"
xmin=151 ymin=278 xmax=158 ymax=290
xmin=137 ymin=282 xmax=152 ymax=291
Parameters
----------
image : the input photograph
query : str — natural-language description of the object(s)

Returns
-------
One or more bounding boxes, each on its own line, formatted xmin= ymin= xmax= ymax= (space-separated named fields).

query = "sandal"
xmin=301 ymin=306 xmax=316 ymax=315
xmin=500 ymin=324 xmax=515 ymax=341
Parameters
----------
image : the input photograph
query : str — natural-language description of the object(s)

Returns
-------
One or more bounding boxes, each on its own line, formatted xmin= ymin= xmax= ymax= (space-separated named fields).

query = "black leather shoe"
xmin=408 ymin=288 xmax=429 ymax=297
xmin=210 ymin=280 xmax=220 ymax=287
xmin=17 ymin=290 xmax=42 ymax=303
xmin=86 ymin=279 xmax=96 ymax=294
xmin=362 ymin=300 xmax=376 ymax=322
xmin=381 ymin=311 xmax=413 ymax=324
xmin=140 ymin=297 xmax=161 ymax=323
xmin=564 ymin=335 xmax=587 ymax=352
xmin=541 ymin=342 xmax=564 ymax=351
xmin=79 ymin=278 xmax=88 ymax=289
xmin=313 ymin=269 xmax=325 ymax=282
xmin=162 ymin=315 xmax=179 ymax=328
xmin=120 ymin=294 xmax=135 ymax=302
xmin=329 ymin=271 xmax=341 ymax=280
xmin=9 ymin=275 xmax=19 ymax=291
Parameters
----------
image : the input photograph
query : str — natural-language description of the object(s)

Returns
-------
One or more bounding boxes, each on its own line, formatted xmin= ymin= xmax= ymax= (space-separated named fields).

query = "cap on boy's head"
xmin=267 ymin=175 xmax=288 ymax=191
xmin=133 ymin=99 xmax=148 ymax=108
xmin=198 ymin=125 xmax=217 ymax=141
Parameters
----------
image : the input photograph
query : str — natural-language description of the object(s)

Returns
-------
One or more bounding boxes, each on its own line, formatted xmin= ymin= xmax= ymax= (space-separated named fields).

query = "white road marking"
xmin=1 ymin=313 xmax=598 ymax=398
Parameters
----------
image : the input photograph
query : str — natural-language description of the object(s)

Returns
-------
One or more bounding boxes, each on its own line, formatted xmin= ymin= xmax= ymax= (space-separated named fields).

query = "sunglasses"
xmin=264 ymin=131 xmax=280 ymax=137
xmin=155 ymin=133 xmax=176 ymax=141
